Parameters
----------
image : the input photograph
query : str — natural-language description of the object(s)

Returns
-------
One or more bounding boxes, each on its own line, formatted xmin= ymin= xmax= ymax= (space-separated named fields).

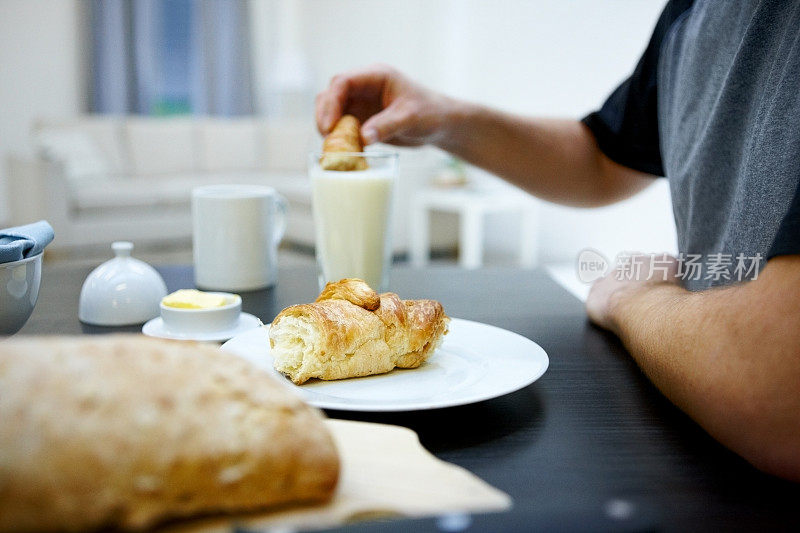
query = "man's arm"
xmin=437 ymin=109 xmax=654 ymax=207
xmin=587 ymin=255 xmax=800 ymax=480
xmin=315 ymin=64 xmax=654 ymax=207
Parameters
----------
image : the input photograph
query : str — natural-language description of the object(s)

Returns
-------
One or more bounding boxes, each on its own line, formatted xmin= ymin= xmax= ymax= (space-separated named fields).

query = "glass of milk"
xmin=309 ymin=150 xmax=399 ymax=292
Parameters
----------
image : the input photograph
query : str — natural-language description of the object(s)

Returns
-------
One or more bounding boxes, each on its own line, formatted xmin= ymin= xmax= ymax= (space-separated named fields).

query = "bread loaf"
xmin=0 ymin=335 xmax=339 ymax=531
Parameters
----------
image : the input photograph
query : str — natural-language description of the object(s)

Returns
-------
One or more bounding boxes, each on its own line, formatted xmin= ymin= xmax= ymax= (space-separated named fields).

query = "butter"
xmin=162 ymin=289 xmax=230 ymax=309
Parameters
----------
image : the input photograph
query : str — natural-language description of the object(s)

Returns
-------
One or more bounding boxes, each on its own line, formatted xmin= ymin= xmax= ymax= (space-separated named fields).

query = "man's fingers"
xmin=316 ymin=78 xmax=350 ymax=134
xmin=315 ymin=93 xmax=333 ymax=135
xmin=315 ymin=65 xmax=393 ymax=135
xmin=361 ymin=106 xmax=408 ymax=144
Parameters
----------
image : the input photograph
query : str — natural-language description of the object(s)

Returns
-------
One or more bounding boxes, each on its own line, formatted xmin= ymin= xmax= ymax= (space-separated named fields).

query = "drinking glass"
xmin=309 ymin=151 xmax=399 ymax=292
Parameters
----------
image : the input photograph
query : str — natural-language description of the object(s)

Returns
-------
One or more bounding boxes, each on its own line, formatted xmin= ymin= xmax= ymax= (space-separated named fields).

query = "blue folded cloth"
xmin=0 ymin=220 xmax=55 ymax=263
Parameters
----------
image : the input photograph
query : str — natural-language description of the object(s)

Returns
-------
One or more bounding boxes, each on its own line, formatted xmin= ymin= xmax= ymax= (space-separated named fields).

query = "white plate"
xmin=142 ymin=313 xmax=262 ymax=342
xmin=220 ymin=318 xmax=549 ymax=412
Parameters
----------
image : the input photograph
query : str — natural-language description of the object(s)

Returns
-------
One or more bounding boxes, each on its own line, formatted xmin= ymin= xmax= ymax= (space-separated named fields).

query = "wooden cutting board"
xmin=164 ymin=419 xmax=512 ymax=532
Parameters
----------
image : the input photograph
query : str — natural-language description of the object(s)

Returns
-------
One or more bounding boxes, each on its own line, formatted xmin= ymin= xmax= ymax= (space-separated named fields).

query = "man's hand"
xmin=586 ymin=253 xmax=681 ymax=334
xmin=314 ymin=64 xmax=462 ymax=146
xmin=315 ymin=64 xmax=655 ymax=206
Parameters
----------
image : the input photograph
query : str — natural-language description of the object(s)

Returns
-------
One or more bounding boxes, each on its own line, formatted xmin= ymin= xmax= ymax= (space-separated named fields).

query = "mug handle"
xmin=272 ymin=192 xmax=288 ymax=247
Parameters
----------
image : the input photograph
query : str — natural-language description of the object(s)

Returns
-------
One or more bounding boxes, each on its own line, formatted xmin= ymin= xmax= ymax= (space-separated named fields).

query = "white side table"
xmin=410 ymin=187 xmax=539 ymax=269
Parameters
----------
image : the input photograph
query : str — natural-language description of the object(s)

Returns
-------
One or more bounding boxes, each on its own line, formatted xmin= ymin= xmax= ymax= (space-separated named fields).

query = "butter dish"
xmin=142 ymin=313 xmax=261 ymax=342
xmin=79 ymin=242 xmax=167 ymax=326
xmin=160 ymin=291 xmax=241 ymax=333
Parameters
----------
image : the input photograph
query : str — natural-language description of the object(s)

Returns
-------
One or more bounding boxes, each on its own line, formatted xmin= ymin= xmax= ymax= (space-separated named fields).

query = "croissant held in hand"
xmin=269 ymin=278 xmax=449 ymax=384
xmin=319 ymin=115 xmax=369 ymax=171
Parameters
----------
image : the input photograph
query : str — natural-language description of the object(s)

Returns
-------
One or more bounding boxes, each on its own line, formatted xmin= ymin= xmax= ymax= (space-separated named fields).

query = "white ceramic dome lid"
xmin=79 ymin=241 xmax=168 ymax=326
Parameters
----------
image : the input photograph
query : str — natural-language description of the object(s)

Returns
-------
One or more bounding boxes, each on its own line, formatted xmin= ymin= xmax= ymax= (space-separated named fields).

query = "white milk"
xmin=311 ymin=166 xmax=395 ymax=290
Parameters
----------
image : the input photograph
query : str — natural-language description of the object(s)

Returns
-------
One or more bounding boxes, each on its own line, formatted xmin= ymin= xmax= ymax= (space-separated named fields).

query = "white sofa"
xmin=7 ymin=116 xmax=450 ymax=253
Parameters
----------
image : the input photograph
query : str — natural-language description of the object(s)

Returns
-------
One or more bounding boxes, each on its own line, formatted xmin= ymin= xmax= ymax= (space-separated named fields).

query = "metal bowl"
xmin=0 ymin=253 xmax=43 ymax=336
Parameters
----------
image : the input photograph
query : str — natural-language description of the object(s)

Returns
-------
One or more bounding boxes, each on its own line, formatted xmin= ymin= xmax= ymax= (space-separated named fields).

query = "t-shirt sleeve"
xmin=768 ymin=184 xmax=800 ymax=258
xmin=581 ymin=0 xmax=694 ymax=177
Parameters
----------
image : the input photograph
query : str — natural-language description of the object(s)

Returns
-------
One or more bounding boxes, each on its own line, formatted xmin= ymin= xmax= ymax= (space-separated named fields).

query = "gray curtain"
xmin=90 ymin=0 xmax=253 ymax=116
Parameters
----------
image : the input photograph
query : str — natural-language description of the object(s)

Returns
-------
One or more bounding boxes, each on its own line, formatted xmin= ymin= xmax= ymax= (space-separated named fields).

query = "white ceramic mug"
xmin=192 ymin=185 xmax=287 ymax=291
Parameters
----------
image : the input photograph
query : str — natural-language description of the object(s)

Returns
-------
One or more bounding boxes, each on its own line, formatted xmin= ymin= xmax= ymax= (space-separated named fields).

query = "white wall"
xmin=0 ymin=0 xmax=86 ymax=225
xmin=250 ymin=0 xmax=677 ymax=262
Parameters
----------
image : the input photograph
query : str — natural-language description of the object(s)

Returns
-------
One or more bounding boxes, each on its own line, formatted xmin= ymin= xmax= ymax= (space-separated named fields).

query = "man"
xmin=314 ymin=0 xmax=800 ymax=481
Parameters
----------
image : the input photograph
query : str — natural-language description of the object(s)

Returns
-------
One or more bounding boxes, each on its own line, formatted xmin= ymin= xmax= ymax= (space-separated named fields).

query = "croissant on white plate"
xmin=269 ymin=278 xmax=449 ymax=385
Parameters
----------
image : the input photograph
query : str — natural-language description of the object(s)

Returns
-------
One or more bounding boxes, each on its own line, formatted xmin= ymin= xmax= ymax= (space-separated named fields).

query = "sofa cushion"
xmin=196 ymin=119 xmax=265 ymax=172
xmin=70 ymin=117 xmax=128 ymax=174
xmin=34 ymin=129 xmax=110 ymax=178
xmin=125 ymin=118 xmax=196 ymax=175
xmin=36 ymin=117 xmax=128 ymax=174
xmin=264 ymin=119 xmax=317 ymax=171
xmin=72 ymin=171 xmax=309 ymax=210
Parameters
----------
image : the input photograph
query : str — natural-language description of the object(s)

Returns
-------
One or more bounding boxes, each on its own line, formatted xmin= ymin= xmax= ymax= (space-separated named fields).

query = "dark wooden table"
xmin=19 ymin=263 xmax=800 ymax=532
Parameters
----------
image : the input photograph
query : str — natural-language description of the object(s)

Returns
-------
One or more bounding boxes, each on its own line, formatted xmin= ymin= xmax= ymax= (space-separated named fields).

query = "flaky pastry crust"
xmin=269 ymin=279 xmax=449 ymax=384
xmin=319 ymin=115 xmax=369 ymax=171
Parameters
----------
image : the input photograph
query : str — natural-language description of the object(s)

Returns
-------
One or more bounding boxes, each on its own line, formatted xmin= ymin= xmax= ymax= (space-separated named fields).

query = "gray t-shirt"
xmin=583 ymin=0 xmax=800 ymax=290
